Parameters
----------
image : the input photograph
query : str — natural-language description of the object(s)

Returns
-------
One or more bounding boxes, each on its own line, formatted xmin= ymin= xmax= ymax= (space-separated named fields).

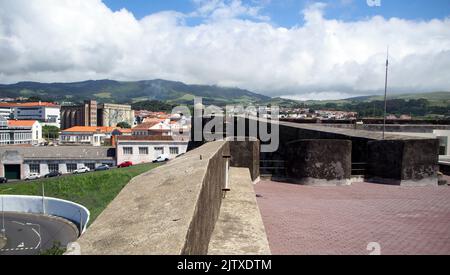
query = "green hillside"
xmin=0 ymin=79 xmax=270 ymax=106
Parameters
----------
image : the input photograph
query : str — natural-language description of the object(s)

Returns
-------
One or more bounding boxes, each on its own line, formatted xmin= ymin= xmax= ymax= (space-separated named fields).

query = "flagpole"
xmin=383 ymin=46 xmax=389 ymax=140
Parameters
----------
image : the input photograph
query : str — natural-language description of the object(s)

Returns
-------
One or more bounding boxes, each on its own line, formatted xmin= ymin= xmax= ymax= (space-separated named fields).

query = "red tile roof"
xmin=117 ymin=136 xmax=175 ymax=141
xmin=62 ymin=126 xmax=116 ymax=133
xmin=7 ymin=120 xmax=38 ymax=127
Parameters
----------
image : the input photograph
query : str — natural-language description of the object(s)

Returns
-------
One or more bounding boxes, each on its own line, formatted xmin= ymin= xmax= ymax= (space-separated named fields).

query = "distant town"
xmin=0 ymin=98 xmax=192 ymax=181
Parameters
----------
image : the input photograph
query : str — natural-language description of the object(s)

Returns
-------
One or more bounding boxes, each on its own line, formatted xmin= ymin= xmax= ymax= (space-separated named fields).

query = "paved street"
xmin=0 ymin=212 xmax=79 ymax=255
xmin=255 ymin=181 xmax=450 ymax=255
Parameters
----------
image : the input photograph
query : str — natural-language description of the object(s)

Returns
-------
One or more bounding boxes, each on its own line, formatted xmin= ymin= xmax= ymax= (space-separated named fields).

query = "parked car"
xmin=0 ymin=177 xmax=8 ymax=184
xmin=153 ymin=154 xmax=170 ymax=163
xmin=118 ymin=161 xmax=133 ymax=168
xmin=73 ymin=166 xmax=90 ymax=174
xmin=25 ymin=173 xmax=41 ymax=181
xmin=44 ymin=171 xmax=62 ymax=178
xmin=95 ymin=164 xmax=110 ymax=171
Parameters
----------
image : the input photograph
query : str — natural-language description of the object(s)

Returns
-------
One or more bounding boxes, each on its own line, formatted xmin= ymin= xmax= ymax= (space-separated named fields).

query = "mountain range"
xmin=0 ymin=79 xmax=269 ymax=106
xmin=0 ymin=79 xmax=449 ymax=109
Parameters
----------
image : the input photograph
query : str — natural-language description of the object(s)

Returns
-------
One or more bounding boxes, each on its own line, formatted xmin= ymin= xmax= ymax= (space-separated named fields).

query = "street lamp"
xmin=26 ymin=223 xmax=42 ymax=252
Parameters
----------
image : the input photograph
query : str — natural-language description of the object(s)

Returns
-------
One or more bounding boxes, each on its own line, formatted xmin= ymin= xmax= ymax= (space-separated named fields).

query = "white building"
xmin=0 ymin=117 xmax=35 ymax=146
xmin=7 ymin=120 xmax=43 ymax=145
xmin=0 ymin=104 xmax=14 ymax=120
xmin=0 ymin=146 xmax=116 ymax=180
xmin=60 ymin=126 xmax=116 ymax=147
xmin=13 ymin=102 xmax=61 ymax=128
xmin=116 ymin=136 xmax=189 ymax=165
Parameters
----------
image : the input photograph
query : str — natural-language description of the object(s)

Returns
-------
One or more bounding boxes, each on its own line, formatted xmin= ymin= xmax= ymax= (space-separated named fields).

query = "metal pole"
xmin=1 ymin=196 xmax=5 ymax=238
xmin=41 ymin=181 xmax=45 ymax=215
xmin=79 ymin=209 xmax=83 ymax=236
xmin=383 ymin=46 xmax=389 ymax=140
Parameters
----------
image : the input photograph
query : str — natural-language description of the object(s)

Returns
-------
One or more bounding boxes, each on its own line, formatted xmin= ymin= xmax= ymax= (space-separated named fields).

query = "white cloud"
xmin=0 ymin=0 xmax=449 ymax=100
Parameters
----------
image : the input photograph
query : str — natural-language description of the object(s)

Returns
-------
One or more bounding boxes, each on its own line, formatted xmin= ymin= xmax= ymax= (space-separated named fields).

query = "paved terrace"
xmin=255 ymin=180 xmax=450 ymax=255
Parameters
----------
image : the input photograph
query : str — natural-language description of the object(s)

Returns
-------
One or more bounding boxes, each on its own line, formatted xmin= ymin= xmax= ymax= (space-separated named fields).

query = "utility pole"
xmin=383 ymin=46 xmax=389 ymax=140
xmin=1 ymin=196 xmax=5 ymax=238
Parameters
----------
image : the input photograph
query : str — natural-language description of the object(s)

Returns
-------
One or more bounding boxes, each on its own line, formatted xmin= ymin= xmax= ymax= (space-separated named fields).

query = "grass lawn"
xmin=0 ymin=163 xmax=160 ymax=226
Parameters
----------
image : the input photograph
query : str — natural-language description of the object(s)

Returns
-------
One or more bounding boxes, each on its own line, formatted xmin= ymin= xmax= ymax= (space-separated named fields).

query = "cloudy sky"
xmin=0 ymin=0 xmax=449 ymax=100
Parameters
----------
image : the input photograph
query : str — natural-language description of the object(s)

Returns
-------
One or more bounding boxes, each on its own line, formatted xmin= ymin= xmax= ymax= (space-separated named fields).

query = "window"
xmin=170 ymin=147 xmax=179 ymax=155
xmin=67 ymin=163 xmax=77 ymax=173
xmin=139 ymin=147 xmax=149 ymax=155
xmin=154 ymin=147 xmax=164 ymax=155
xmin=30 ymin=164 xmax=40 ymax=174
xmin=123 ymin=147 xmax=133 ymax=155
xmin=85 ymin=163 xmax=95 ymax=170
xmin=48 ymin=164 xmax=59 ymax=172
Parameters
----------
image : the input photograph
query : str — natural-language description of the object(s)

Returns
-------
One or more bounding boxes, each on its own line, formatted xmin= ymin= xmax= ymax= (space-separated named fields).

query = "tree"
xmin=117 ymin=122 xmax=131 ymax=129
xmin=43 ymin=125 xmax=60 ymax=140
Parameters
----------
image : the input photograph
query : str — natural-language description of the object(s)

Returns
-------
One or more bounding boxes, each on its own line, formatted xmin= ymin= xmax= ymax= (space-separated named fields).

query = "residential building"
xmin=60 ymin=100 xmax=98 ymax=130
xmin=0 ymin=146 xmax=116 ymax=180
xmin=7 ymin=120 xmax=42 ymax=145
xmin=60 ymin=126 xmax=116 ymax=146
xmin=0 ymin=104 xmax=14 ymax=120
xmin=13 ymin=102 xmax=61 ymax=127
xmin=97 ymin=103 xmax=134 ymax=128
xmin=116 ymin=136 xmax=188 ymax=165
xmin=0 ymin=117 xmax=34 ymax=146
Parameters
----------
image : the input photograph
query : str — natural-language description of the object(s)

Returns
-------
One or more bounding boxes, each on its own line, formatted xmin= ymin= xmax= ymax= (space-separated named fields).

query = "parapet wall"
xmin=77 ymin=140 xmax=264 ymax=255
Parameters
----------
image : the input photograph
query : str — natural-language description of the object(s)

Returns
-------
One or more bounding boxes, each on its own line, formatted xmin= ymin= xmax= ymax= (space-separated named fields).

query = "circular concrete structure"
xmin=285 ymin=139 xmax=352 ymax=186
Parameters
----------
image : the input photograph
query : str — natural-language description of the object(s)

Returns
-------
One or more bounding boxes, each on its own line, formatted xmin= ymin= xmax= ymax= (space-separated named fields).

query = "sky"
xmin=0 ymin=0 xmax=450 ymax=100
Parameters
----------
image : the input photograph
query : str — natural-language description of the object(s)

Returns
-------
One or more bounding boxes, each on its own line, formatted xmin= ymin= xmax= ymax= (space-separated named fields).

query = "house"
xmin=7 ymin=120 xmax=42 ymax=145
xmin=60 ymin=126 xmax=116 ymax=146
xmin=116 ymin=136 xmax=189 ymax=165
xmin=132 ymin=117 xmax=191 ymax=138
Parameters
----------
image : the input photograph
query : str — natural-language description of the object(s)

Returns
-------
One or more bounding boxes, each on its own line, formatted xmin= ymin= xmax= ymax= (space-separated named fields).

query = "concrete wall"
xmin=285 ymin=139 xmax=352 ymax=186
xmin=78 ymin=141 xmax=229 ymax=255
xmin=367 ymin=139 xmax=440 ymax=186
xmin=0 ymin=195 xmax=90 ymax=234
xmin=229 ymin=139 xmax=260 ymax=182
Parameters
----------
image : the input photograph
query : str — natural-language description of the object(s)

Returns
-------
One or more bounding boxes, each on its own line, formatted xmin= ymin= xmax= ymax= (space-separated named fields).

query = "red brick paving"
xmin=255 ymin=181 xmax=450 ymax=255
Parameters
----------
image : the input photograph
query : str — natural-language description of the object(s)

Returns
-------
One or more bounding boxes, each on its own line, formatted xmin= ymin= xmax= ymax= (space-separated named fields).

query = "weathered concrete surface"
xmin=229 ymin=140 xmax=260 ymax=182
xmin=78 ymin=141 xmax=228 ymax=255
xmin=367 ymin=139 xmax=440 ymax=186
xmin=285 ymin=140 xmax=352 ymax=186
xmin=208 ymin=168 xmax=271 ymax=255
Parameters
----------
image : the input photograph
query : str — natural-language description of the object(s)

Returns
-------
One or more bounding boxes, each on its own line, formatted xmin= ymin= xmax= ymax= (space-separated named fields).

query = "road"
xmin=0 ymin=212 xmax=79 ymax=255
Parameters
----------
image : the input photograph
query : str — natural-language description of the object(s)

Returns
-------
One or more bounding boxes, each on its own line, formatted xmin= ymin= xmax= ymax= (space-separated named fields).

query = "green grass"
xmin=94 ymin=92 xmax=112 ymax=99
xmin=0 ymin=163 xmax=160 ymax=226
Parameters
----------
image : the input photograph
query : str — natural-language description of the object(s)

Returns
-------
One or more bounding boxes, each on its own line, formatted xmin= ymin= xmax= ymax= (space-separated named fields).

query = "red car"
xmin=118 ymin=161 xmax=133 ymax=168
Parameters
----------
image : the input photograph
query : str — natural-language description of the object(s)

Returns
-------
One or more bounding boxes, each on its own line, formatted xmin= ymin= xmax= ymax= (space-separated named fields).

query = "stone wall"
xmin=284 ymin=139 xmax=352 ymax=186
xmin=229 ymin=139 xmax=260 ymax=182
xmin=367 ymin=139 xmax=439 ymax=186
